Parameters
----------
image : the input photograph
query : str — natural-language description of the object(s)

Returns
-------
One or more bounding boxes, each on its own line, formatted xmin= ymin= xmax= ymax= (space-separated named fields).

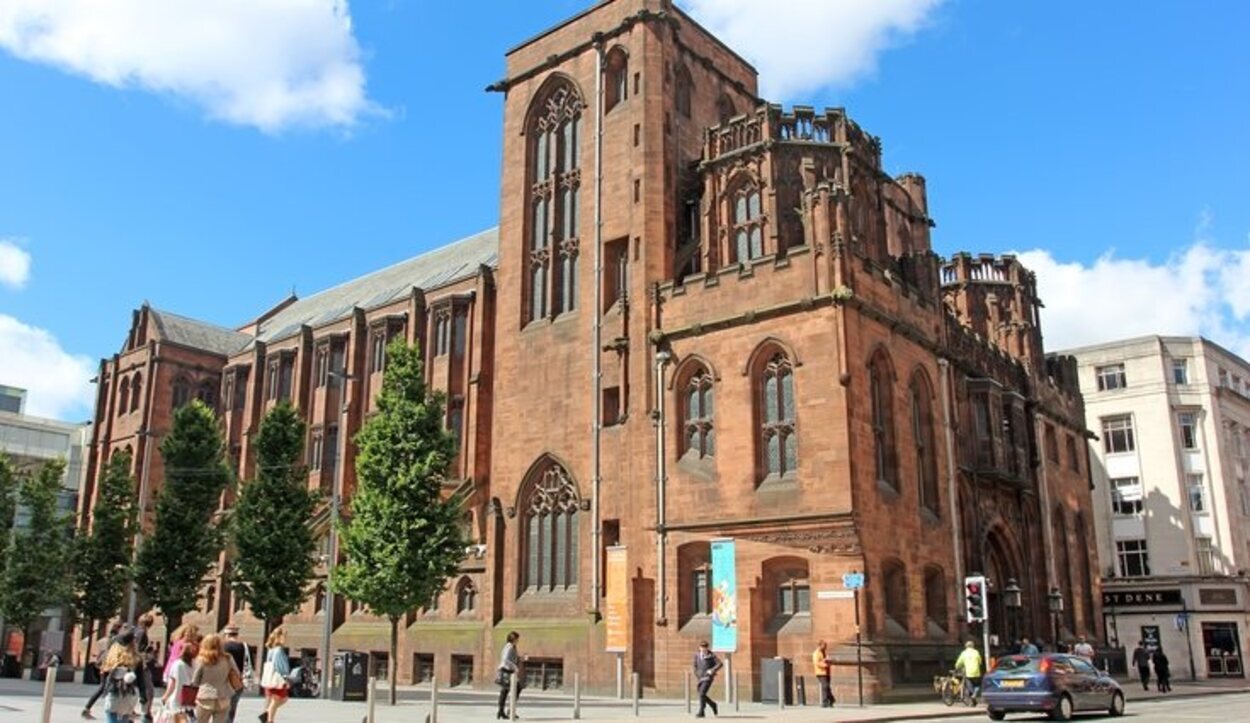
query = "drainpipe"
xmin=591 ymin=40 xmax=605 ymax=616
xmin=655 ymin=350 xmax=672 ymax=624
xmin=937 ymin=359 xmax=965 ymax=589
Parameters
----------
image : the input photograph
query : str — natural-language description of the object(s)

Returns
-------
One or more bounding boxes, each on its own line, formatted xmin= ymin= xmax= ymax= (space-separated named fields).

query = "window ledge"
xmin=920 ymin=507 xmax=941 ymax=526
xmin=679 ymin=615 xmax=713 ymax=637
xmin=757 ymin=474 xmax=799 ymax=492
xmin=767 ymin=613 xmax=811 ymax=636
xmin=677 ymin=454 xmax=717 ymax=481
xmin=876 ymin=478 xmax=901 ymax=500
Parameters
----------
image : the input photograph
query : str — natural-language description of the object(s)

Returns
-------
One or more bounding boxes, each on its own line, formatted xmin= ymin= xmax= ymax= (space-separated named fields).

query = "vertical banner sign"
xmin=605 ymin=546 xmax=629 ymax=653
xmin=710 ymin=538 xmax=738 ymax=652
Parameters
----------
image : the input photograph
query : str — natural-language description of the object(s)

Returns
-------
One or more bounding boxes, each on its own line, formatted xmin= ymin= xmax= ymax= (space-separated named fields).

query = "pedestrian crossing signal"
xmin=965 ymin=575 xmax=987 ymax=623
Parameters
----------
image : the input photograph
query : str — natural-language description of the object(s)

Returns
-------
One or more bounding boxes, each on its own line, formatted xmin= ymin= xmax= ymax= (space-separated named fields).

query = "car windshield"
xmin=994 ymin=656 xmax=1042 ymax=673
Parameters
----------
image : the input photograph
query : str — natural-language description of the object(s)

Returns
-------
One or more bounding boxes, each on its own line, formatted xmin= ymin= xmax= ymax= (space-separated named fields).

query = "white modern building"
xmin=1062 ymin=336 xmax=1249 ymax=681
xmin=0 ymin=386 xmax=91 ymax=667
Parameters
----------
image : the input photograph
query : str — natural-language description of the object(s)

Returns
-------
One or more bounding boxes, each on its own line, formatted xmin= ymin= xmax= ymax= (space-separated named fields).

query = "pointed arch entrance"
xmin=983 ymin=522 xmax=1027 ymax=645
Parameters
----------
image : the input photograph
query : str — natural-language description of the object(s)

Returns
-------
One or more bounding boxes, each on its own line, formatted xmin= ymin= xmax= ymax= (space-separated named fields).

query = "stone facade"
xmin=79 ymin=0 xmax=1101 ymax=700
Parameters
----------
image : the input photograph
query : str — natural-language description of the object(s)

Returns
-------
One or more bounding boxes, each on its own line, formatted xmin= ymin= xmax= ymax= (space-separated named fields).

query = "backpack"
xmin=105 ymin=667 xmax=139 ymax=714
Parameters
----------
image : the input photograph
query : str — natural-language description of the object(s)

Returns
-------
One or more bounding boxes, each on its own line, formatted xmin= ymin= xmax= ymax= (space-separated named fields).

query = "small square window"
xmin=1096 ymin=364 xmax=1127 ymax=391
xmin=1172 ymin=358 xmax=1189 ymax=385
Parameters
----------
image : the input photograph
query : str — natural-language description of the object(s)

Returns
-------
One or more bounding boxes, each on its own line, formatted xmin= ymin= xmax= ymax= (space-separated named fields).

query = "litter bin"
xmin=0 ymin=654 xmax=20 ymax=679
xmin=760 ymin=657 xmax=794 ymax=705
xmin=330 ymin=651 xmax=368 ymax=701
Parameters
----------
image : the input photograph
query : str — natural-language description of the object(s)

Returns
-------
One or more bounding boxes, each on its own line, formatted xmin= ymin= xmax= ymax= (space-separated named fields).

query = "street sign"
xmin=818 ymin=590 xmax=855 ymax=600
xmin=842 ymin=571 xmax=865 ymax=590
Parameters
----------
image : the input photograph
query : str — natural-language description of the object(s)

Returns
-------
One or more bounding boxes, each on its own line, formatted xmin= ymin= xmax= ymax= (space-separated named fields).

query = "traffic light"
xmin=965 ymin=575 xmax=987 ymax=623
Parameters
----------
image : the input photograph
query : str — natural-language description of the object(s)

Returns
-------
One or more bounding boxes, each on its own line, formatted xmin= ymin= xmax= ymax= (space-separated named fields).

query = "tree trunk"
xmin=389 ymin=616 xmax=399 ymax=706
xmin=84 ymin=622 xmax=96 ymax=669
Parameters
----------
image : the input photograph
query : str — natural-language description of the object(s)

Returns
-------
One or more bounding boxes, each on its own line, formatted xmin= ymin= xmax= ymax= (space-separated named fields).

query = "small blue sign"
xmin=842 ymin=572 xmax=865 ymax=590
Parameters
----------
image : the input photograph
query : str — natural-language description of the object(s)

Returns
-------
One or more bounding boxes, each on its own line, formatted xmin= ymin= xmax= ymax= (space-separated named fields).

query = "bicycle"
xmin=933 ymin=669 xmax=976 ymax=707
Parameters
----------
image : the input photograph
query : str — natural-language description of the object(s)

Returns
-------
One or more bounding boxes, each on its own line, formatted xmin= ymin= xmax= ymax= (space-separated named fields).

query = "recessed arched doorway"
xmin=983 ymin=524 xmax=1026 ymax=648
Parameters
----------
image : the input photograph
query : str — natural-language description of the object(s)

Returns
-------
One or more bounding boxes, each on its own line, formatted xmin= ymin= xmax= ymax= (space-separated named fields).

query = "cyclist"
xmin=954 ymin=641 xmax=984 ymax=703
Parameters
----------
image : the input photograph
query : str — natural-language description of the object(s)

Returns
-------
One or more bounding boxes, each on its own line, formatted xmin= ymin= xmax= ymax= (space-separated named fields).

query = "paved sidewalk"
xmin=2 ymin=675 xmax=1247 ymax=722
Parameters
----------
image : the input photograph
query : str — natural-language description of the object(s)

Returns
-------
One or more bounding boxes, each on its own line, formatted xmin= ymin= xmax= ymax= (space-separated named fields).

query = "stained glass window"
xmin=760 ymin=353 xmax=797 ymax=478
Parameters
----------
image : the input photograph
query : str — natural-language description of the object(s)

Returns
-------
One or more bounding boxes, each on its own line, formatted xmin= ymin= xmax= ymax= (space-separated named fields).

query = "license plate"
xmin=1001 ymin=680 xmax=1026 ymax=689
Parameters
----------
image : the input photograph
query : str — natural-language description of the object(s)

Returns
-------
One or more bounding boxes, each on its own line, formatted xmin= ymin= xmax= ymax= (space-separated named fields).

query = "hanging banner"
xmin=605 ymin=546 xmax=629 ymax=653
xmin=710 ymin=538 xmax=738 ymax=652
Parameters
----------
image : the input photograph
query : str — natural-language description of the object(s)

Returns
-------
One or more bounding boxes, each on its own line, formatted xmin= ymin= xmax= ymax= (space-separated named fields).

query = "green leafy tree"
xmin=334 ymin=339 xmax=467 ymax=704
xmin=0 ymin=454 xmax=17 ymax=580
xmin=134 ymin=400 xmax=230 ymax=644
xmin=0 ymin=459 xmax=73 ymax=667
xmin=230 ymin=402 xmax=320 ymax=643
xmin=71 ymin=450 xmax=135 ymax=661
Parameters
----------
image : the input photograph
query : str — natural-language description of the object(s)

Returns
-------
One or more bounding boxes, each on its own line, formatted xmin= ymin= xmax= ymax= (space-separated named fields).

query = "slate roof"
xmin=250 ymin=227 xmax=499 ymax=348
xmin=149 ymin=308 xmax=252 ymax=356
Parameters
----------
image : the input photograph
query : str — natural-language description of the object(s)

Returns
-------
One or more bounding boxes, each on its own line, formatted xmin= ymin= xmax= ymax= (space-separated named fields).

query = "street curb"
xmin=864 ymin=686 xmax=1250 ymax=722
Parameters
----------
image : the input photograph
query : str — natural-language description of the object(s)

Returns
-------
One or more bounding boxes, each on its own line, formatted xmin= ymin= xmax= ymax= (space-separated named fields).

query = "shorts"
xmin=263 ymin=687 xmax=290 ymax=700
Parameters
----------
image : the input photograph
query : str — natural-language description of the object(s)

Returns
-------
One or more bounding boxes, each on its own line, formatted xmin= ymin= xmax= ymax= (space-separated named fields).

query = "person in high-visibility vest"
xmin=954 ymin=641 xmax=984 ymax=701
xmin=811 ymin=640 xmax=834 ymax=707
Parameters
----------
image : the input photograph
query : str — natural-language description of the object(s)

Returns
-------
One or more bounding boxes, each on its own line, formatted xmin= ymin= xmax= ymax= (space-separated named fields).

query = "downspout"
xmin=591 ymin=40 xmax=605 ymax=616
xmin=1036 ymin=413 xmax=1057 ymax=585
xmin=937 ymin=358 xmax=965 ymax=588
xmin=655 ymin=350 xmax=671 ymax=624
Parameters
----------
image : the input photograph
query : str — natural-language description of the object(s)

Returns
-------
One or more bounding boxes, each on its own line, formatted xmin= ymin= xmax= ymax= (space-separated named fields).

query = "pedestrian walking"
xmin=136 ymin=612 xmax=157 ymax=723
xmin=495 ymin=631 xmax=522 ymax=720
xmin=693 ymin=641 xmax=723 ymax=718
xmin=1152 ymin=648 xmax=1171 ymax=693
xmin=1132 ymin=641 xmax=1151 ymax=691
xmin=98 ymin=628 xmax=145 ymax=723
xmin=1072 ymin=636 xmax=1095 ymax=662
xmin=259 ymin=627 xmax=292 ymax=723
xmin=164 ymin=624 xmax=201 ymax=684
xmin=191 ymin=634 xmax=241 ymax=723
xmin=811 ymin=640 xmax=834 ymax=707
xmin=1020 ymin=637 xmax=1039 ymax=656
xmin=83 ymin=622 xmax=126 ymax=719
xmin=221 ymin=625 xmax=251 ymax=723
xmin=955 ymin=641 xmax=983 ymax=702
xmin=160 ymin=638 xmax=198 ymax=723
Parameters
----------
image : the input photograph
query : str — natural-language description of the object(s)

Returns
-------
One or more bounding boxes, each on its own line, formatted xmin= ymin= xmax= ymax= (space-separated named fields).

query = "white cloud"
xmin=0 ymin=314 xmax=95 ymax=420
xmin=0 ymin=0 xmax=376 ymax=132
xmin=1019 ymin=238 xmax=1250 ymax=360
xmin=679 ymin=0 xmax=945 ymax=99
xmin=0 ymin=239 xmax=31 ymax=290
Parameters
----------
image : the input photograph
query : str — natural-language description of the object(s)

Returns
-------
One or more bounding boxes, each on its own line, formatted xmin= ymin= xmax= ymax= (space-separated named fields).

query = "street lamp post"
xmin=1048 ymin=587 xmax=1064 ymax=652
xmin=321 ymin=368 xmax=354 ymax=698
xmin=1003 ymin=578 xmax=1022 ymax=651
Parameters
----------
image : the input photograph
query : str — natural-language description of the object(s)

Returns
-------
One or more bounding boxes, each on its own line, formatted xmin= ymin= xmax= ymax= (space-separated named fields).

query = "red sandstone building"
xmin=79 ymin=0 xmax=1101 ymax=700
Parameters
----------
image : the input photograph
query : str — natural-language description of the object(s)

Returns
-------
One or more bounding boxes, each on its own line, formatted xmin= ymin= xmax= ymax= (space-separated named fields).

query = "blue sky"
xmin=1 ymin=0 xmax=1248 ymax=419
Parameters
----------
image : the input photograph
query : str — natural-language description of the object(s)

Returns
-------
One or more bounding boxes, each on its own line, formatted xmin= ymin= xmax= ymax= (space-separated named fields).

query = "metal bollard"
xmin=632 ymin=671 xmax=641 ymax=716
xmin=509 ymin=671 xmax=519 ymax=722
xmin=733 ymin=672 xmax=740 ymax=712
xmin=39 ymin=664 xmax=56 ymax=723
xmin=431 ymin=676 xmax=439 ymax=723
xmin=684 ymin=670 xmax=691 ymax=713
xmin=778 ymin=668 xmax=785 ymax=710
xmin=366 ymin=674 xmax=378 ymax=723
xmin=573 ymin=672 xmax=581 ymax=720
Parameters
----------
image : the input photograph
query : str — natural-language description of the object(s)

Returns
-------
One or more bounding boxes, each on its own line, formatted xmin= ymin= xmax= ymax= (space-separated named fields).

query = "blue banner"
xmin=710 ymin=538 xmax=738 ymax=652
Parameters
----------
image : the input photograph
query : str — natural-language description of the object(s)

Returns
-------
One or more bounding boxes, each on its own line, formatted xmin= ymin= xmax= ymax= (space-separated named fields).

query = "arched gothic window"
xmin=758 ymin=352 xmax=797 ymax=480
xmin=716 ymin=93 xmax=736 ymax=124
xmin=605 ymin=47 xmax=628 ymax=112
xmin=680 ymin=366 xmax=715 ymax=460
xmin=525 ymin=79 xmax=583 ymax=325
xmin=521 ymin=461 xmax=581 ymax=593
xmin=1053 ymin=506 xmax=1075 ymax=632
xmin=172 ymin=376 xmax=192 ymax=409
xmin=910 ymin=371 xmax=939 ymax=514
xmin=455 ymin=577 xmax=477 ymax=614
xmin=117 ymin=378 xmax=131 ymax=418
xmin=923 ymin=565 xmax=948 ymax=633
xmin=674 ymin=64 xmax=692 ymax=118
xmin=883 ymin=558 xmax=908 ymax=636
xmin=731 ymin=183 xmax=764 ymax=263
xmin=130 ymin=372 xmax=143 ymax=413
xmin=1075 ymin=512 xmax=1095 ymax=632
xmin=197 ymin=380 xmax=217 ymax=409
xmin=870 ymin=352 xmax=898 ymax=489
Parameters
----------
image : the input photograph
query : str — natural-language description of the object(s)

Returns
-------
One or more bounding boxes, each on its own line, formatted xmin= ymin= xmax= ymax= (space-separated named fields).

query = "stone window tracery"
xmin=173 ymin=375 xmax=192 ymax=409
xmin=911 ymin=371 xmax=938 ymax=515
xmin=455 ymin=576 xmax=477 ymax=614
xmin=521 ymin=462 xmax=580 ymax=593
xmin=883 ymin=558 xmax=908 ymax=635
xmin=870 ymin=352 xmax=898 ymax=489
xmin=674 ymin=63 xmax=692 ymax=118
xmin=526 ymin=81 xmax=583 ymax=325
xmin=131 ymin=372 xmax=142 ymax=413
xmin=605 ymin=47 xmax=628 ymax=112
xmin=680 ymin=367 xmax=715 ymax=460
xmin=118 ymin=377 xmax=130 ymax=418
xmin=730 ymin=183 xmax=764 ymax=263
xmin=759 ymin=352 xmax=797 ymax=480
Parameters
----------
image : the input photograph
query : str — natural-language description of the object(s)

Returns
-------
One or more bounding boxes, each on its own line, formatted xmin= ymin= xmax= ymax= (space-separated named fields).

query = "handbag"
xmin=178 ymin=684 xmax=200 ymax=707
xmin=261 ymin=660 xmax=289 ymax=689
xmin=228 ymin=665 xmax=244 ymax=693
xmin=242 ymin=646 xmax=257 ymax=691
xmin=494 ymin=668 xmax=511 ymax=687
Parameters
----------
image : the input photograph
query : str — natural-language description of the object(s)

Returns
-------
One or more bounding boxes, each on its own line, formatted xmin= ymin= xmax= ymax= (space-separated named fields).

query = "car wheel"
xmin=1109 ymin=690 xmax=1125 ymax=717
xmin=988 ymin=709 xmax=1006 ymax=721
xmin=1049 ymin=693 xmax=1074 ymax=721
